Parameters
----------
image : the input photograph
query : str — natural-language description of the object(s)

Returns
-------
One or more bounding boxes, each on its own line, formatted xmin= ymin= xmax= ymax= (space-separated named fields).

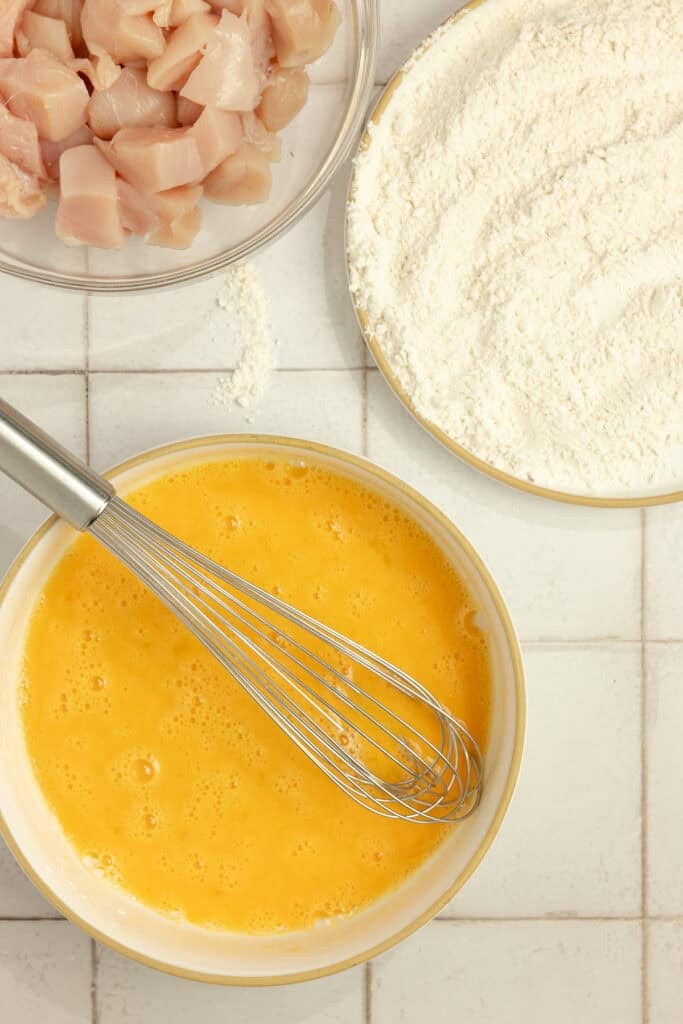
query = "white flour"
xmin=347 ymin=0 xmax=683 ymax=494
xmin=212 ymin=263 xmax=275 ymax=413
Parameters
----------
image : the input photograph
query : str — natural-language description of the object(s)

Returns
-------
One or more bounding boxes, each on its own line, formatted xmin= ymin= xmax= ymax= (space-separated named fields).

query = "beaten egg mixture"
xmin=20 ymin=455 xmax=491 ymax=933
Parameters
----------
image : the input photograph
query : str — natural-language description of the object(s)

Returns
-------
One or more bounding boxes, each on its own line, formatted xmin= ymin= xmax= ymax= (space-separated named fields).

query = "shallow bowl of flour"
xmin=346 ymin=0 xmax=683 ymax=507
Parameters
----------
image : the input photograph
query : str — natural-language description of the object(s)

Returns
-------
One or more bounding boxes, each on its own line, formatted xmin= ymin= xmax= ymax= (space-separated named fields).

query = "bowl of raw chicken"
xmin=0 ymin=0 xmax=376 ymax=290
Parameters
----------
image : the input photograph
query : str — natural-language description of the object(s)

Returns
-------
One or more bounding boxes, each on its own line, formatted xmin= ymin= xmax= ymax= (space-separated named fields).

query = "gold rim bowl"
xmin=345 ymin=0 xmax=683 ymax=509
xmin=0 ymin=434 xmax=525 ymax=984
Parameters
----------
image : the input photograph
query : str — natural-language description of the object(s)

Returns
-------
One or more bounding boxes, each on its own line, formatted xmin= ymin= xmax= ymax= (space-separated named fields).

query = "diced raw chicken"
xmin=206 ymin=0 xmax=241 ymax=11
xmin=88 ymin=67 xmax=176 ymax=139
xmin=69 ymin=54 xmax=121 ymax=90
xmin=190 ymin=105 xmax=240 ymax=175
xmin=265 ymin=0 xmax=338 ymax=67
xmin=0 ymin=102 xmax=47 ymax=177
xmin=0 ymin=49 xmax=89 ymax=141
xmin=0 ymin=151 xmax=46 ymax=216
xmin=117 ymin=176 xmax=202 ymax=247
xmin=154 ymin=0 xmax=209 ymax=29
xmin=33 ymin=0 xmax=83 ymax=50
xmin=16 ymin=12 xmax=75 ymax=61
xmin=117 ymin=0 xmax=157 ymax=13
xmin=148 ymin=204 xmax=200 ymax=246
xmin=146 ymin=11 xmax=217 ymax=91
xmin=56 ymin=143 xmax=124 ymax=246
xmin=180 ymin=10 xmax=259 ymax=111
xmin=176 ymin=94 xmax=202 ymax=125
xmin=81 ymin=0 xmax=165 ymax=64
xmin=241 ymin=109 xmax=279 ymax=160
xmin=257 ymin=66 xmax=307 ymax=131
xmin=151 ymin=182 xmax=201 ymax=219
xmin=116 ymin=176 xmax=156 ymax=233
xmin=243 ymin=0 xmax=274 ymax=79
xmin=0 ymin=0 xmax=31 ymax=58
xmin=203 ymin=141 xmax=270 ymax=203
xmin=117 ymin=176 xmax=201 ymax=237
xmin=100 ymin=125 xmax=203 ymax=191
xmin=40 ymin=123 xmax=92 ymax=178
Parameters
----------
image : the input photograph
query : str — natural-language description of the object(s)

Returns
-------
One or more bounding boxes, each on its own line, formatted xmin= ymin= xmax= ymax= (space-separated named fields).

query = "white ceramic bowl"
xmin=0 ymin=435 xmax=524 ymax=984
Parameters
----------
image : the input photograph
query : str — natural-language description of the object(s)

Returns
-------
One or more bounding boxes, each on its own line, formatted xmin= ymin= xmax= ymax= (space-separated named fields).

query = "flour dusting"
xmin=347 ymin=0 xmax=683 ymax=495
xmin=212 ymin=263 xmax=276 ymax=412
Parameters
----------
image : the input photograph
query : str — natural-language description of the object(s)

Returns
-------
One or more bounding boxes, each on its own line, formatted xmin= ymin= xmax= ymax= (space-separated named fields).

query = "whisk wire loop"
xmin=91 ymin=497 xmax=483 ymax=823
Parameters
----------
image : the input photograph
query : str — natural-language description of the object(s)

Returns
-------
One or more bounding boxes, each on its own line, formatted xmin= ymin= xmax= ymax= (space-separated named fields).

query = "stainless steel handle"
xmin=0 ymin=397 xmax=114 ymax=530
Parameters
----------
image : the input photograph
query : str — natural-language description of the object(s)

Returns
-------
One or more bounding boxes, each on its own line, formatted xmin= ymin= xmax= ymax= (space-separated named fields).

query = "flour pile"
xmin=347 ymin=0 xmax=683 ymax=494
xmin=212 ymin=262 xmax=276 ymax=411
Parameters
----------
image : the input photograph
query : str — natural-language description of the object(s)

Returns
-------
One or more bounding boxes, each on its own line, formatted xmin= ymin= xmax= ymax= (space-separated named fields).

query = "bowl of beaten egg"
xmin=0 ymin=435 xmax=523 ymax=983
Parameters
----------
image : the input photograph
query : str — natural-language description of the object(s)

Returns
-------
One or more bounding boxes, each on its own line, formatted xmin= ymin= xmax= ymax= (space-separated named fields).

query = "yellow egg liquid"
xmin=19 ymin=455 xmax=491 ymax=933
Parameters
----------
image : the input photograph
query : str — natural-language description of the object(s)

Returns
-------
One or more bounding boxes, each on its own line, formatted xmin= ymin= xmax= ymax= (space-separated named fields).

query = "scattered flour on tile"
xmin=211 ymin=263 xmax=276 ymax=413
xmin=347 ymin=0 xmax=683 ymax=495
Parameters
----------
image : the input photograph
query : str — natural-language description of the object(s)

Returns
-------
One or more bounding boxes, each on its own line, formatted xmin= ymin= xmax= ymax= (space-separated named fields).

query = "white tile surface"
xmin=0 ymin=0 xmax=680 ymax=1017
xmin=645 ymin=507 xmax=683 ymax=640
xmin=646 ymin=644 xmax=683 ymax=915
xmin=89 ymin=370 xmax=363 ymax=469
xmin=649 ymin=921 xmax=683 ymax=1024
xmin=444 ymin=645 xmax=642 ymax=918
xmin=367 ymin=373 xmax=642 ymax=642
xmin=89 ymin=276 xmax=241 ymax=372
xmin=376 ymin=0 xmax=470 ymax=83
xmin=97 ymin=948 xmax=364 ymax=1023
xmin=0 ymin=281 xmax=84 ymax=371
xmin=371 ymin=920 xmax=642 ymax=1024
xmin=0 ymin=843 xmax=61 ymax=919
xmin=0 ymin=922 xmax=91 ymax=1024
xmin=0 ymin=374 xmax=86 ymax=576
xmin=254 ymin=169 xmax=365 ymax=370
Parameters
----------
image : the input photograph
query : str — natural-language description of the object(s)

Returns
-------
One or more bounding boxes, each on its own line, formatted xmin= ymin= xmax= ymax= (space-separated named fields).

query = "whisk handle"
xmin=0 ymin=397 xmax=114 ymax=530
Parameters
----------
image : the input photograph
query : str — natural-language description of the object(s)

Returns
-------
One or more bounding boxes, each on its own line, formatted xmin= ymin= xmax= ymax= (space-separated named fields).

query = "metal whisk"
xmin=0 ymin=398 xmax=482 ymax=824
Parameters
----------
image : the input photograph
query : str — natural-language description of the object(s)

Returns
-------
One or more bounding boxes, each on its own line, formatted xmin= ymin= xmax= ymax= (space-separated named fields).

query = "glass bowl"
xmin=0 ymin=434 xmax=524 ymax=984
xmin=0 ymin=0 xmax=377 ymax=293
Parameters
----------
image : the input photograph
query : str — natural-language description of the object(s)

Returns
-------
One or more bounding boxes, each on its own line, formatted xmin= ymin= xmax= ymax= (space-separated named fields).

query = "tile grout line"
xmin=90 ymin=939 xmax=99 ymax=1024
xmin=4 ymin=913 xmax=683 ymax=923
xmin=362 ymin=367 xmax=369 ymax=456
xmin=83 ymin=293 xmax=91 ymax=465
xmin=364 ymin=962 xmax=372 ymax=1024
xmin=640 ymin=508 xmax=649 ymax=1024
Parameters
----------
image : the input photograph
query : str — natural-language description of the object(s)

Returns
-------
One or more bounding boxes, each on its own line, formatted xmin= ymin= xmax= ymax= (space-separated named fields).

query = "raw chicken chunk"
xmin=56 ymin=143 xmax=123 ymax=246
xmin=0 ymin=49 xmax=89 ymax=141
xmin=0 ymin=151 xmax=46 ymax=216
xmin=265 ymin=0 xmax=338 ymax=68
xmin=40 ymin=123 xmax=92 ymax=178
xmin=154 ymin=0 xmax=210 ymax=29
xmin=257 ymin=66 xmax=307 ymax=130
xmin=0 ymin=0 xmax=338 ymax=246
xmin=180 ymin=10 xmax=259 ymax=111
xmin=16 ymin=12 xmax=75 ymax=61
xmin=81 ymin=0 xmax=165 ymax=63
xmin=33 ymin=0 xmax=83 ymax=50
xmin=0 ymin=0 xmax=31 ymax=57
xmin=203 ymin=140 xmax=270 ymax=203
xmin=101 ymin=125 xmax=203 ymax=191
xmin=117 ymin=178 xmax=201 ymax=243
xmin=146 ymin=11 xmax=217 ymax=91
xmin=241 ymin=109 xmax=279 ymax=160
xmin=149 ymin=204 xmax=200 ymax=246
xmin=69 ymin=54 xmax=121 ymax=90
xmin=176 ymin=94 xmax=202 ymax=124
xmin=190 ymin=104 xmax=241 ymax=175
xmin=0 ymin=102 xmax=47 ymax=177
xmin=88 ymin=67 xmax=176 ymax=139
